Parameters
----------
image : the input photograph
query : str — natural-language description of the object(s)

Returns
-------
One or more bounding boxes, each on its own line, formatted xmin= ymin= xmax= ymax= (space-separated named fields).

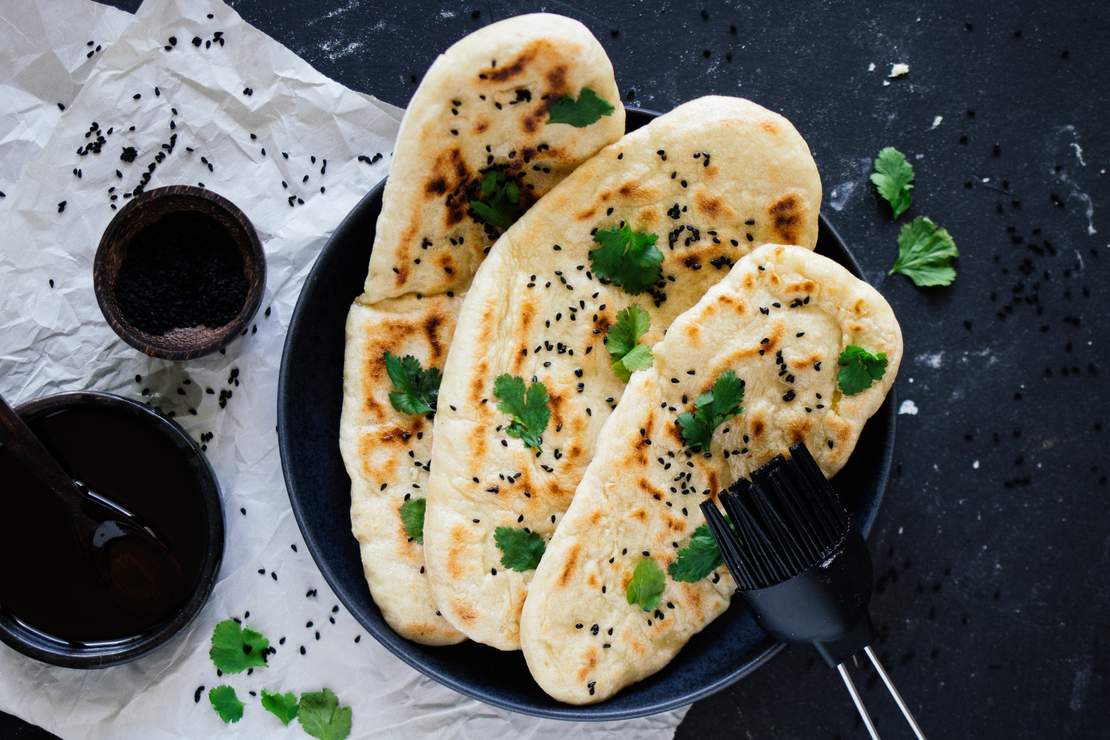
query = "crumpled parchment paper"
xmin=0 ymin=0 xmax=132 ymax=194
xmin=0 ymin=1 xmax=685 ymax=737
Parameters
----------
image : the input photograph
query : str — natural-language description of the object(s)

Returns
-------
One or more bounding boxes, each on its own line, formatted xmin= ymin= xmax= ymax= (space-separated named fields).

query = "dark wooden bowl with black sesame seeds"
xmin=93 ymin=185 xmax=265 ymax=361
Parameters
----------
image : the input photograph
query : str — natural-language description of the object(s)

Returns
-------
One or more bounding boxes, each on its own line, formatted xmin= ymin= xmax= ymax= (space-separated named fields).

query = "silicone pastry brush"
xmin=700 ymin=442 xmax=925 ymax=740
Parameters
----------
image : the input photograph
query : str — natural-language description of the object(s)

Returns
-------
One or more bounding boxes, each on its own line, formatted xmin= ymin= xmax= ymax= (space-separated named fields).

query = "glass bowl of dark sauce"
xmin=0 ymin=392 xmax=223 ymax=667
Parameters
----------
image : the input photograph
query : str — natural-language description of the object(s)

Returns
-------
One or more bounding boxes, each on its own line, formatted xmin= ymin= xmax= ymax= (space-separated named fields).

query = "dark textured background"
xmin=7 ymin=1 xmax=1107 ymax=737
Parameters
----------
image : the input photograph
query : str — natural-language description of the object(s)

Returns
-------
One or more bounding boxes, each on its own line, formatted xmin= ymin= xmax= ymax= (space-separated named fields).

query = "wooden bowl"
xmin=93 ymin=185 xmax=265 ymax=361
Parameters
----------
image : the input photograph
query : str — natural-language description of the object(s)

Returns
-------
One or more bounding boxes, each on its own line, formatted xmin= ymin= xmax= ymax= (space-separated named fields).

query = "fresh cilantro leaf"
xmin=384 ymin=352 xmax=441 ymax=416
xmin=469 ymin=169 xmax=523 ymax=229
xmin=889 ymin=215 xmax=959 ymax=287
xmin=588 ymin=223 xmax=663 ymax=294
xmin=837 ymin=345 xmax=888 ymax=395
xmin=209 ymin=619 xmax=269 ymax=674
xmin=493 ymin=526 xmax=546 ymax=571
xmin=493 ymin=374 xmax=551 ymax=451
xmin=547 ymin=87 xmax=615 ymax=127
xmin=870 ymin=147 xmax=915 ymax=219
xmin=605 ymin=305 xmax=654 ymax=381
xmin=298 ymin=688 xmax=352 ymax=740
xmin=615 ymin=344 xmax=654 ymax=381
xmin=626 ymin=558 xmax=665 ymax=612
xmin=399 ymin=498 xmax=426 ymax=544
xmin=209 ymin=685 xmax=244 ymax=724
xmin=260 ymin=689 xmax=299 ymax=726
xmin=676 ymin=370 xmax=745 ymax=451
xmin=668 ymin=524 xmax=723 ymax=582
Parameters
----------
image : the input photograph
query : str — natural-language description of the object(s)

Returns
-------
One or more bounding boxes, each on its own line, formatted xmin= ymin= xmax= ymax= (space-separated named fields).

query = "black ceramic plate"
xmin=278 ymin=108 xmax=895 ymax=720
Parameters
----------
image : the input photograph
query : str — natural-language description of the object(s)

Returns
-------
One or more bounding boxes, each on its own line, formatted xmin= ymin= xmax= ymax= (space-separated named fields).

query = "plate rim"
xmin=277 ymin=106 xmax=894 ymax=720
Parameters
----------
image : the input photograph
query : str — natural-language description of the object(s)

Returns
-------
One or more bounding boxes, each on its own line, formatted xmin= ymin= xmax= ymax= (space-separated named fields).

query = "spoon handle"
xmin=0 ymin=394 xmax=86 ymax=503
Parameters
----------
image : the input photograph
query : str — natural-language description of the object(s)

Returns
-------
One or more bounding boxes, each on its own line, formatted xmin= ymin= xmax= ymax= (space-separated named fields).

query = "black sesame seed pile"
xmin=114 ymin=212 xmax=248 ymax=335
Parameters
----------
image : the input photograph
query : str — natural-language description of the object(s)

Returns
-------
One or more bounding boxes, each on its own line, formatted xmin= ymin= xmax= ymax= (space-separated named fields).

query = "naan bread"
xmin=520 ymin=244 xmax=903 ymax=703
xmin=340 ymin=295 xmax=463 ymax=644
xmin=364 ymin=13 xmax=625 ymax=301
xmin=339 ymin=14 xmax=624 ymax=644
xmin=425 ymin=97 xmax=823 ymax=649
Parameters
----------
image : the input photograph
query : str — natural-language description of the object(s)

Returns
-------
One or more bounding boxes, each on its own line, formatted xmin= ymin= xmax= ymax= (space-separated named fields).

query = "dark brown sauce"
xmin=0 ymin=404 xmax=207 ymax=643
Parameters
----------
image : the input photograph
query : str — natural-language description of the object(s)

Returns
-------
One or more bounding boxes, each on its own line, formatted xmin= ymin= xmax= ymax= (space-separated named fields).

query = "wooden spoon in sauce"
xmin=0 ymin=394 xmax=186 ymax=619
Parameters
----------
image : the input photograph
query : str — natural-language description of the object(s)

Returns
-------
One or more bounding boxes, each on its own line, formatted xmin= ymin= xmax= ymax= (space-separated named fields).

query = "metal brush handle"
xmin=836 ymin=646 xmax=925 ymax=740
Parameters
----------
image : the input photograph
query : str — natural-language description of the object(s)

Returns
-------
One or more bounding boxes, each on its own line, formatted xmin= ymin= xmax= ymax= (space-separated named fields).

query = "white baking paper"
xmin=0 ymin=0 xmax=132 ymax=195
xmin=0 ymin=1 xmax=685 ymax=737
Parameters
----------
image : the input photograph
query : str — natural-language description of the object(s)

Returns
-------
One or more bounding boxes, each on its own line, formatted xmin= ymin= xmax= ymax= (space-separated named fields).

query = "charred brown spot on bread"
xmin=473 ymin=117 xmax=489 ymax=134
xmin=576 ymin=207 xmax=597 ymax=221
xmin=743 ymin=273 xmax=754 ymax=289
xmin=631 ymin=507 xmax=647 ymax=523
xmin=521 ymin=114 xmax=538 ymax=134
xmin=468 ymin=358 xmax=489 ymax=408
xmin=767 ymin=194 xmax=802 ymax=243
xmin=452 ymin=600 xmax=477 ymax=623
xmin=436 ymin=252 xmax=456 ymax=276
xmin=785 ymin=279 xmax=816 ymax=295
xmin=826 ymin=416 xmax=853 ymax=454
xmin=639 ymin=207 xmax=658 ymax=227
xmin=520 ymin=299 xmax=537 ymax=333
xmin=638 ymin=478 xmax=665 ymax=501
xmin=679 ymin=583 xmax=705 ymax=621
xmin=762 ymin=324 xmax=784 ymax=352
xmin=790 ymin=352 xmax=823 ymax=370
xmin=685 ymin=323 xmax=700 ymax=342
xmin=548 ymin=391 xmax=566 ymax=428
xmin=557 ymin=544 xmax=580 ymax=587
xmin=546 ymin=64 xmax=567 ymax=92
xmin=568 ymin=443 xmax=584 ymax=461
xmin=666 ymin=418 xmax=684 ymax=445
xmin=750 ymin=413 xmax=766 ymax=438
xmin=759 ymin=120 xmax=779 ymax=136
xmin=483 ymin=45 xmax=538 ymax=83
xmin=358 ymin=436 xmax=396 ymax=480
xmin=425 ymin=176 xmax=448 ymax=197
xmin=546 ymin=477 xmax=567 ymax=502
xmin=719 ymin=293 xmax=746 ymax=314
xmin=446 ymin=525 xmax=469 ymax=580
xmin=575 ymin=647 xmax=598 ymax=682
xmin=664 ymin=513 xmax=685 ymax=533
xmin=786 ymin=418 xmax=811 ymax=444
xmin=617 ymin=181 xmax=655 ymax=203
xmin=391 ymin=215 xmax=420 ymax=281
xmin=423 ymin=313 xmax=446 ymax=360
xmin=852 ymin=298 xmax=868 ymax=316
xmin=379 ymin=423 xmax=423 ymax=445
xmin=694 ymin=192 xmax=725 ymax=220
xmin=707 ymin=470 xmax=719 ymax=496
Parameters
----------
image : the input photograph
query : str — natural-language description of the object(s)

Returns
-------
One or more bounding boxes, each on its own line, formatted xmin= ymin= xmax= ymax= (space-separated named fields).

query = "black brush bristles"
xmin=702 ymin=443 xmax=850 ymax=591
